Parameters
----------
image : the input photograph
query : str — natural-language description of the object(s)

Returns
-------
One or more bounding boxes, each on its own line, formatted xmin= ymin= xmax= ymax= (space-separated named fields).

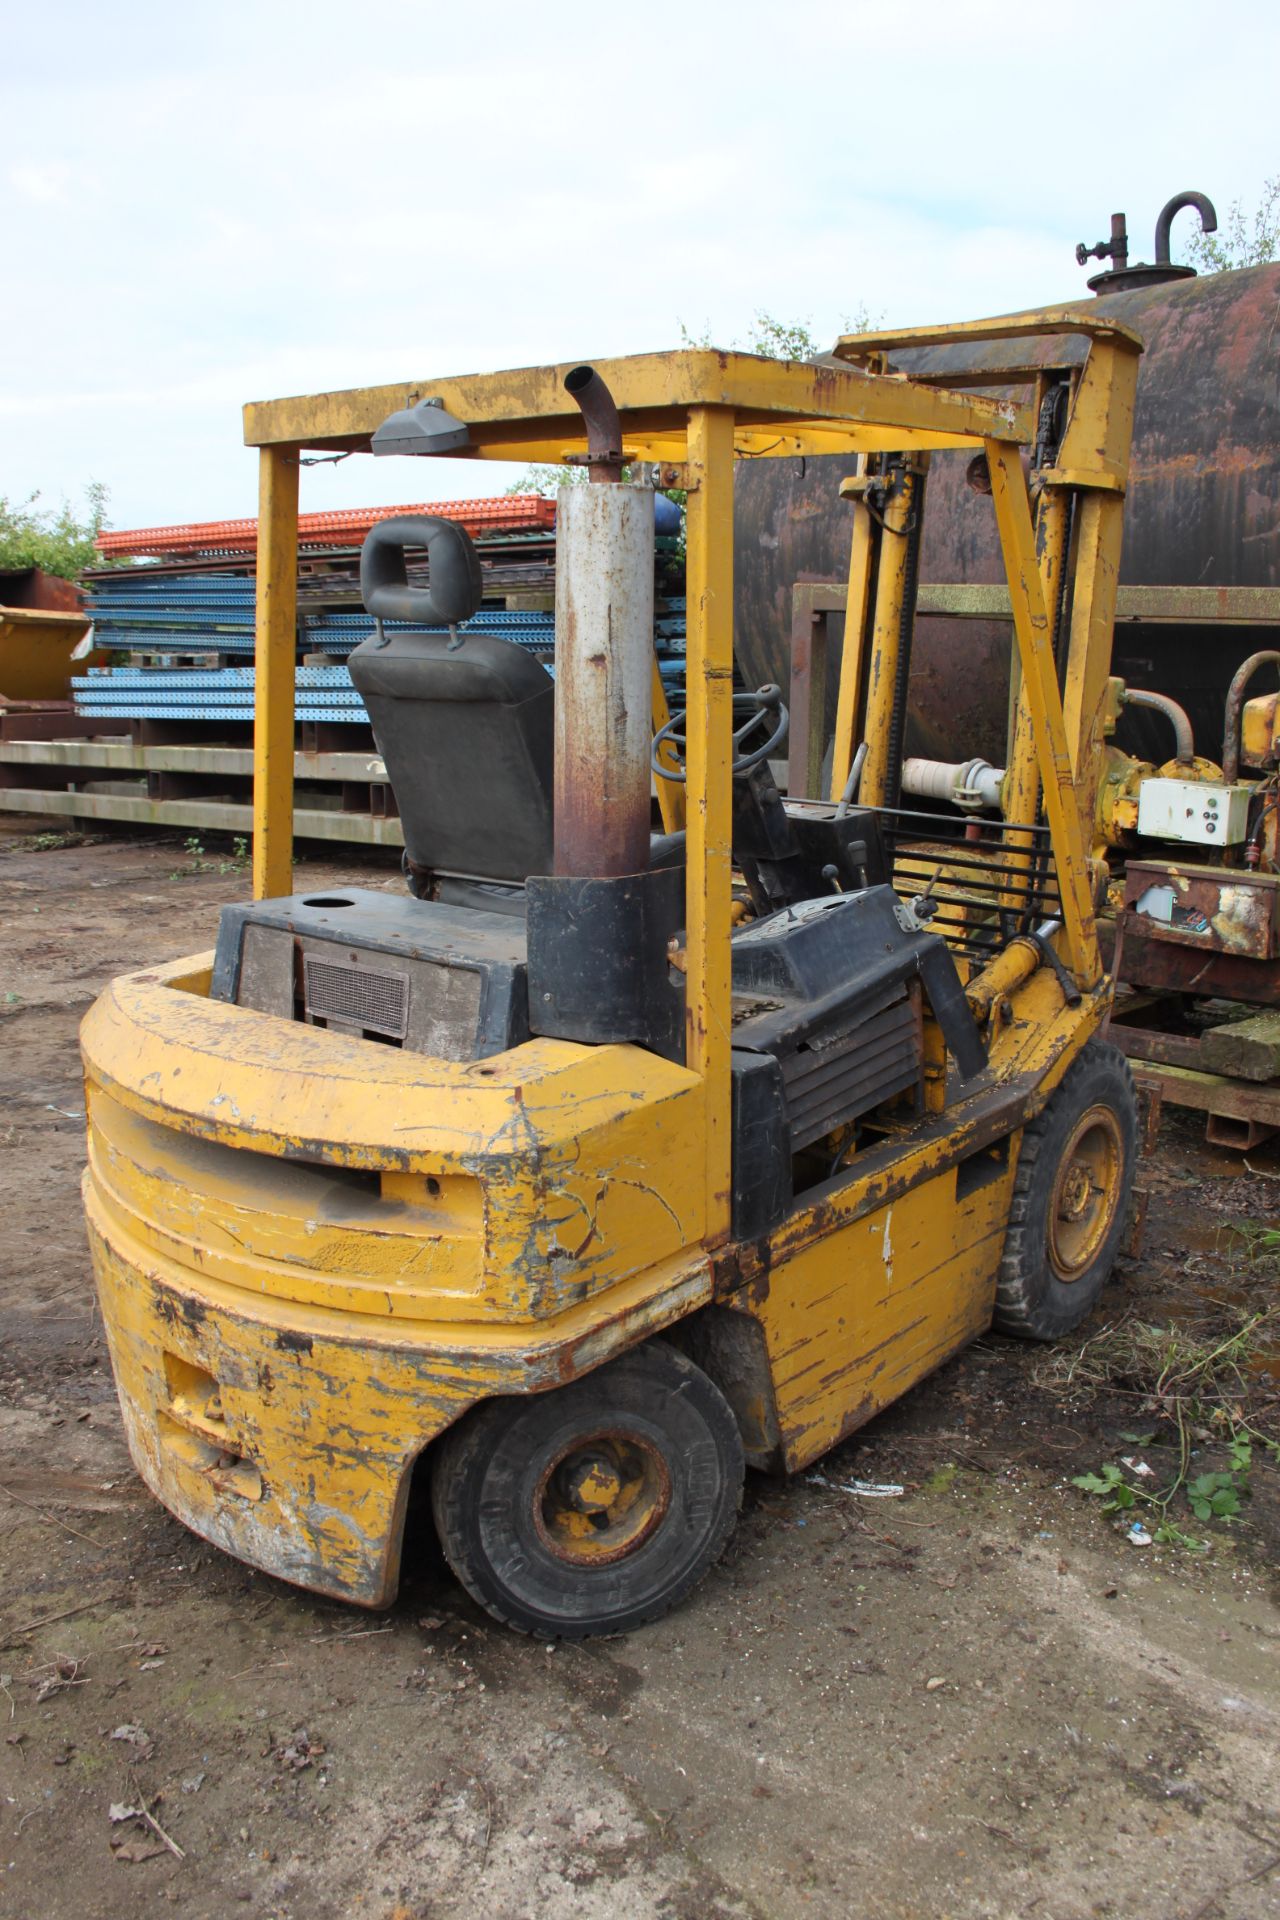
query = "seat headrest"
xmin=360 ymin=515 xmax=484 ymax=627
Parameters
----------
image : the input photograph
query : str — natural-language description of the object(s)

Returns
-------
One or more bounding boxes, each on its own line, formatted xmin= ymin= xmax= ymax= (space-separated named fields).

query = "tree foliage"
xmin=505 ymin=463 xmax=588 ymax=497
xmin=0 ymin=482 xmax=119 ymax=581
xmin=1185 ymin=178 xmax=1280 ymax=272
xmin=677 ymin=304 xmax=880 ymax=360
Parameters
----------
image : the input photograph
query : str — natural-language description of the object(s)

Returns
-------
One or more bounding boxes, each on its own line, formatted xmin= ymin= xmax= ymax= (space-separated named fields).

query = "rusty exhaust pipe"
xmin=552 ymin=366 xmax=652 ymax=878
xmin=565 ymin=364 xmax=624 ymax=483
xmin=525 ymin=368 xmax=681 ymax=1054
xmin=1153 ymin=191 xmax=1217 ymax=267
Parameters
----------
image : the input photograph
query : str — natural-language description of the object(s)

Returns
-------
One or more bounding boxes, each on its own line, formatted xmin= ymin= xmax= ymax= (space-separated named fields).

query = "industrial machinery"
xmin=738 ymin=196 xmax=1280 ymax=1145
xmin=881 ymin=654 xmax=1280 ymax=1144
xmin=82 ymin=316 xmax=1140 ymax=1637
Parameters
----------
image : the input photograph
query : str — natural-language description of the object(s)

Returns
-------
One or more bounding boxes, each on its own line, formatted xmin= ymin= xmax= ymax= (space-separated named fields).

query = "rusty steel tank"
xmin=734 ymin=235 xmax=1280 ymax=773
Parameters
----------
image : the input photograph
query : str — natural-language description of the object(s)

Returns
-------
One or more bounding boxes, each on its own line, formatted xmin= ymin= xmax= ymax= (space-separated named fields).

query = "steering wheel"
xmin=652 ymin=683 xmax=789 ymax=782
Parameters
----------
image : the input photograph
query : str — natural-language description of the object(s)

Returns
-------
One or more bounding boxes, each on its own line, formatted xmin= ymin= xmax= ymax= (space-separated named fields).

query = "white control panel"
xmin=1136 ymin=778 xmax=1251 ymax=846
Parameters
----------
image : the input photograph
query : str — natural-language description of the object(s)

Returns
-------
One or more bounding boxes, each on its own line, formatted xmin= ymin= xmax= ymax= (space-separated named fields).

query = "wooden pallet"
xmin=1108 ymin=995 xmax=1280 ymax=1149
xmin=0 ymin=736 xmax=403 ymax=848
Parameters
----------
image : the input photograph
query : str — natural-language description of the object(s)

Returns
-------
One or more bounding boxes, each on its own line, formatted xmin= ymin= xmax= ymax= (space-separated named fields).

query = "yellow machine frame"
xmin=81 ymin=313 xmax=1140 ymax=1608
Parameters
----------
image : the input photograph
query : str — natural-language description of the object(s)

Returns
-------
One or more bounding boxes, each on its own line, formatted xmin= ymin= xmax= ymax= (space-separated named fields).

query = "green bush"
xmin=0 ymin=481 xmax=122 ymax=582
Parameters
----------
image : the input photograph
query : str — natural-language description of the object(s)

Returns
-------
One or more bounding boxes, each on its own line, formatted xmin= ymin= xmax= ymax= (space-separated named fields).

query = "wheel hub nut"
xmin=1059 ymin=1162 xmax=1092 ymax=1219
xmin=565 ymin=1455 xmax=621 ymax=1513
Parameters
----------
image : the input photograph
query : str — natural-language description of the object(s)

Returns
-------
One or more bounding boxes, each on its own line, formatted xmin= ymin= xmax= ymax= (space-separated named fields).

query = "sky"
xmin=3 ymin=0 xmax=1278 ymax=535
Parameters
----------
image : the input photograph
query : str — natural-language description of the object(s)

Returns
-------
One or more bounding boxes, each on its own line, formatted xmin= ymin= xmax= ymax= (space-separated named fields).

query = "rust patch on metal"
xmin=153 ymin=1282 xmax=207 ymax=1333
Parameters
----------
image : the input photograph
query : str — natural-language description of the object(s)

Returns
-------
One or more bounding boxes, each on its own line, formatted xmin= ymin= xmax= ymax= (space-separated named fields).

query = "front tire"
xmin=430 ymin=1339 xmax=744 ymax=1638
xmin=994 ymin=1041 xmax=1137 ymax=1341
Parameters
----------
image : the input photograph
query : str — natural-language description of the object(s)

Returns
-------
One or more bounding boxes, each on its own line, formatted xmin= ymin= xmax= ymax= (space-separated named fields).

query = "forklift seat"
xmin=349 ymin=627 xmax=684 ymax=888
xmin=350 ymin=628 xmax=555 ymax=884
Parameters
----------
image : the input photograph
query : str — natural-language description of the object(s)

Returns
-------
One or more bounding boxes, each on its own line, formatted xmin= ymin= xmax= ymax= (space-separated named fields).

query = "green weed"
xmin=1048 ymin=1309 xmax=1280 ymax=1549
xmin=170 ymin=834 xmax=249 ymax=879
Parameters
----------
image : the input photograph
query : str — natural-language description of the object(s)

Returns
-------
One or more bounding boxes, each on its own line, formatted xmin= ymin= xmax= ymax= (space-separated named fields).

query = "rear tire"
xmin=994 ymin=1041 xmax=1137 ymax=1341
xmin=430 ymin=1339 xmax=744 ymax=1638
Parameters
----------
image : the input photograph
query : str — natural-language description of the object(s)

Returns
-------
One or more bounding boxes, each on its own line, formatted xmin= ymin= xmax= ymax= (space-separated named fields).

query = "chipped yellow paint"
xmin=984 ymin=438 xmax=1100 ymax=986
xmin=242 ymin=349 xmax=1031 ymax=457
xmin=252 ymin=446 xmax=298 ymax=901
xmin=1241 ymin=690 xmax=1280 ymax=768
xmin=684 ymin=404 xmax=736 ymax=1244
xmin=83 ymin=961 xmax=719 ymax=1603
xmin=85 ymin=1182 xmax=712 ymax=1606
xmin=858 ymin=459 xmax=927 ymax=811
xmin=83 ymin=956 xmax=709 ymax=1323
xmin=736 ymin=1160 xmax=1016 ymax=1472
xmin=828 ymin=463 xmax=874 ymax=803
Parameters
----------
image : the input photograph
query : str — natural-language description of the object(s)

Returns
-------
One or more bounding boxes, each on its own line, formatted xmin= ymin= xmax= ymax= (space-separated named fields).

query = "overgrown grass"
xmin=1036 ymin=1305 xmax=1280 ymax=1548
xmin=1040 ymin=1308 xmax=1279 ymax=1415
xmin=1231 ymin=1220 xmax=1280 ymax=1262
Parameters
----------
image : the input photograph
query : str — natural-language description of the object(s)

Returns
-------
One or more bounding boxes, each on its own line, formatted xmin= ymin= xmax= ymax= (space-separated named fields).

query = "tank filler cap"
xmin=1075 ymin=191 xmax=1217 ymax=294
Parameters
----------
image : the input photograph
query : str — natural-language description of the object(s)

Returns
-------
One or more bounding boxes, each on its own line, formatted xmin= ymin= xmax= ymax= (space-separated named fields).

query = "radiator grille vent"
xmin=779 ymin=991 xmax=921 ymax=1150
xmin=303 ymin=955 xmax=409 ymax=1039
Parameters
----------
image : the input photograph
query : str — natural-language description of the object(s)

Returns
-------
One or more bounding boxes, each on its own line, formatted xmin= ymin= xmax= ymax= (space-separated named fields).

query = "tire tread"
xmin=993 ymin=1041 xmax=1137 ymax=1341
xmin=430 ymin=1340 xmax=743 ymax=1638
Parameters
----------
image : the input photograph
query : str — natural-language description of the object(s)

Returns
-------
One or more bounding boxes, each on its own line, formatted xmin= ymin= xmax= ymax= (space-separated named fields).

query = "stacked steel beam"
xmin=73 ymin=603 xmax=689 ymax=723
xmin=78 ymin=497 xmax=687 ymax=727
xmin=94 ymin=498 xmax=555 ymax=560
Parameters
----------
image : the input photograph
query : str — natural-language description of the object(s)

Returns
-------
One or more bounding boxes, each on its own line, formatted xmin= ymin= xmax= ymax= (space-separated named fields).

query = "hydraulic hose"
xmin=1223 ymin=651 xmax=1280 ymax=784
xmin=1122 ymin=686 xmax=1195 ymax=765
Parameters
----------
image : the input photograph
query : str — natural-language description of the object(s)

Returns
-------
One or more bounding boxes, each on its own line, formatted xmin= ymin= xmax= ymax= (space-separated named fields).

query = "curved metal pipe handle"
xmin=1154 ymin=191 xmax=1217 ymax=265
xmin=359 ymin=515 xmax=484 ymax=627
xmin=1223 ymin=649 xmax=1280 ymax=783
xmin=564 ymin=365 xmax=624 ymax=483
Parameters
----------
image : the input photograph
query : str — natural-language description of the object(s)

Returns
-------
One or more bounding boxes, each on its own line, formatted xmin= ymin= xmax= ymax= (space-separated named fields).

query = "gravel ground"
xmin=1 ymin=831 xmax=1277 ymax=1920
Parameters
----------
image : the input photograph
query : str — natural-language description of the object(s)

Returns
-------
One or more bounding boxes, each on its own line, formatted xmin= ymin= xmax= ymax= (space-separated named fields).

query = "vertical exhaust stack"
xmin=553 ymin=469 xmax=655 ymax=880
xmin=525 ymin=367 xmax=683 ymax=1058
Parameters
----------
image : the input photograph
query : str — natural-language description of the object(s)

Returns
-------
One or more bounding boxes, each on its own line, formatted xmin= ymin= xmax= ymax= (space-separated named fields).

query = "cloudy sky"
xmin=3 ymin=0 xmax=1277 ymax=533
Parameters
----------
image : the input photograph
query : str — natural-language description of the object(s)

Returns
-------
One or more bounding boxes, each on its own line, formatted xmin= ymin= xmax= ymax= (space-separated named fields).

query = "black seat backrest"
xmin=349 ymin=627 xmax=555 ymax=883
xmin=351 ymin=514 xmax=685 ymax=890
xmin=351 ymin=514 xmax=554 ymax=884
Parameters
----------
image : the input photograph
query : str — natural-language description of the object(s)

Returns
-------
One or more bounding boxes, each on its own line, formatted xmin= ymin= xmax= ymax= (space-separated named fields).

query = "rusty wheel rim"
xmin=1048 ymin=1105 xmax=1123 ymax=1283
xmin=534 ymin=1430 xmax=672 ymax=1567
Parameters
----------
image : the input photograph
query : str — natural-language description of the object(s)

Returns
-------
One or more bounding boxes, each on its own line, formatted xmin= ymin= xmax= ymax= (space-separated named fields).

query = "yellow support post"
xmin=1056 ymin=337 xmax=1139 ymax=847
xmin=1001 ymin=479 xmax=1072 ymax=902
xmin=252 ymin=446 xmax=299 ymax=901
xmin=829 ymin=464 xmax=875 ymax=803
xmin=858 ymin=462 xmax=923 ymax=810
xmin=1061 ymin=491 xmax=1125 ymax=850
xmin=985 ymin=440 xmax=1098 ymax=985
xmin=684 ymin=406 xmax=736 ymax=1244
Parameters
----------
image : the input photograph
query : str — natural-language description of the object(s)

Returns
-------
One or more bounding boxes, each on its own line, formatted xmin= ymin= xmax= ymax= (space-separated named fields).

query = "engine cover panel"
xmin=211 ymin=888 xmax=529 ymax=1061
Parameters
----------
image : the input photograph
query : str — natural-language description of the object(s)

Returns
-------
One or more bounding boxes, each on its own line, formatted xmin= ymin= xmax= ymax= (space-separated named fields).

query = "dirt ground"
xmin=0 ymin=830 xmax=1277 ymax=1920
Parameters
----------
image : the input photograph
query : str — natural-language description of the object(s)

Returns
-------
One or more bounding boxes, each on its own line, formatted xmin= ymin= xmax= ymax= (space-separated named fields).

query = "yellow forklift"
xmin=81 ymin=311 xmax=1142 ymax=1636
